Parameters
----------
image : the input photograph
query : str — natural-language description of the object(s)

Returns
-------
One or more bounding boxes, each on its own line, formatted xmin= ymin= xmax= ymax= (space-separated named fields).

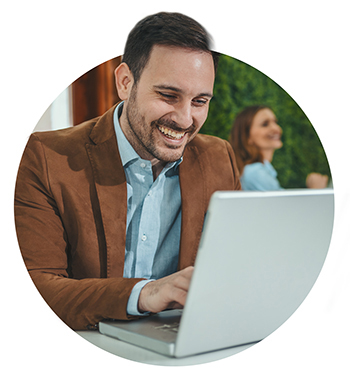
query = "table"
xmin=77 ymin=330 xmax=256 ymax=366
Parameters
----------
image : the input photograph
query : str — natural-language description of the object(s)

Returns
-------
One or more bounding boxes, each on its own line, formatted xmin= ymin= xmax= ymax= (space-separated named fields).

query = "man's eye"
xmin=193 ymin=99 xmax=208 ymax=106
xmin=159 ymin=92 xmax=176 ymax=100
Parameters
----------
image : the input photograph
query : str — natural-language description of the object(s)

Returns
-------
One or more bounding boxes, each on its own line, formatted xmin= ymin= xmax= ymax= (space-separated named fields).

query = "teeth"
xmin=158 ymin=126 xmax=185 ymax=140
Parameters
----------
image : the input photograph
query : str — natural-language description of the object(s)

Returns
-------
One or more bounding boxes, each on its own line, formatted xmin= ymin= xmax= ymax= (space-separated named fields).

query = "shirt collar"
xmin=113 ymin=102 xmax=183 ymax=171
xmin=114 ymin=102 xmax=140 ymax=167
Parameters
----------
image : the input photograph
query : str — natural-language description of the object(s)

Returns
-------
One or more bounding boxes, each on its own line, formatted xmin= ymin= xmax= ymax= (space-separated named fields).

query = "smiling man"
xmin=118 ymin=45 xmax=215 ymax=178
xmin=15 ymin=12 xmax=241 ymax=330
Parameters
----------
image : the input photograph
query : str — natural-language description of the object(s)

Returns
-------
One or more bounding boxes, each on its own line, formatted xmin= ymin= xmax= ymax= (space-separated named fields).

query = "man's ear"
xmin=114 ymin=62 xmax=134 ymax=100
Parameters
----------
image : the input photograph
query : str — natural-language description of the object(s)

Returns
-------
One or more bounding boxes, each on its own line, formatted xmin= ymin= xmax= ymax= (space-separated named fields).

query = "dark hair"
xmin=229 ymin=105 xmax=270 ymax=174
xmin=122 ymin=12 xmax=220 ymax=84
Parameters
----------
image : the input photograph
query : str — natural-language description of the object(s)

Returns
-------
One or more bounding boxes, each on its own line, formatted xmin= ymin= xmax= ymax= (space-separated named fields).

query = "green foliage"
xmin=201 ymin=54 xmax=331 ymax=188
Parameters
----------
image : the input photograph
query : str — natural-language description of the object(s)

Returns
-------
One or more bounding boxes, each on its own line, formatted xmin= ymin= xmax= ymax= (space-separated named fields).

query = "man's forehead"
xmin=145 ymin=44 xmax=214 ymax=69
xmin=139 ymin=45 xmax=215 ymax=91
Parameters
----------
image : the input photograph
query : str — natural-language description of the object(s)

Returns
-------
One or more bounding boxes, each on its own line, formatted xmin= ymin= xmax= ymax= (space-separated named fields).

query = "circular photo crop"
xmin=14 ymin=47 xmax=334 ymax=366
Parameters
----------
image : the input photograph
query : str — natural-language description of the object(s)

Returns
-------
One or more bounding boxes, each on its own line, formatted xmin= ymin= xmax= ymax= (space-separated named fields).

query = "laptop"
xmin=99 ymin=189 xmax=334 ymax=357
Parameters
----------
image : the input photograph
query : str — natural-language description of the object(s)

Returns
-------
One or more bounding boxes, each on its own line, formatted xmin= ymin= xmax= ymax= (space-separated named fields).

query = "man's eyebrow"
xmin=153 ymin=85 xmax=213 ymax=98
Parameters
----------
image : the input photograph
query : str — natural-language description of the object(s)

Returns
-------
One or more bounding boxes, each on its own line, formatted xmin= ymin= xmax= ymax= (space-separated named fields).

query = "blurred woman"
xmin=229 ymin=105 xmax=328 ymax=190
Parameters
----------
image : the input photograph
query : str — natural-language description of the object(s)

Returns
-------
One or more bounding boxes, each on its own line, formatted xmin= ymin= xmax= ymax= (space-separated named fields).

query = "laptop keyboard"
xmin=154 ymin=322 xmax=180 ymax=333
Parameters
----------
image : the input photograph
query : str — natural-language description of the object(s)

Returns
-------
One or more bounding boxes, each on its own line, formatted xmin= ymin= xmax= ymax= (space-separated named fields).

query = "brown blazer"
xmin=15 ymin=104 xmax=241 ymax=330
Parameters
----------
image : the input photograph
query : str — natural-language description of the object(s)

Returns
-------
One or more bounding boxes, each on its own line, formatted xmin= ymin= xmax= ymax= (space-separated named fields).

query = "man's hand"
xmin=138 ymin=266 xmax=194 ymax=313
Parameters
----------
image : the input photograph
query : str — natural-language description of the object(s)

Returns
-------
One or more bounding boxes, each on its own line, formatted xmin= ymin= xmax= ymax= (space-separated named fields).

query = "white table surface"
xmin=76 ymin=330 xmax=256 ymax=366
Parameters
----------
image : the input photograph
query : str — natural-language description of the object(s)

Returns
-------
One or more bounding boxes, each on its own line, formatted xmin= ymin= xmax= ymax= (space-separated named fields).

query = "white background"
xmin=2 ymin=1 xmax=349 ymax=373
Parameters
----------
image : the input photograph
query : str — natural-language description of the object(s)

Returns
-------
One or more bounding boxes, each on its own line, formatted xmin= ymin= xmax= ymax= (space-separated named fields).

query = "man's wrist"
xmin=126 ymin=279 xmax=155 ymax=316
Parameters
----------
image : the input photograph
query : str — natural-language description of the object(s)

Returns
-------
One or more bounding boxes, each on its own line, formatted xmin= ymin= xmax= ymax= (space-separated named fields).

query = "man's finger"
xmin=167 ymin=287 xmax=188 ymax=308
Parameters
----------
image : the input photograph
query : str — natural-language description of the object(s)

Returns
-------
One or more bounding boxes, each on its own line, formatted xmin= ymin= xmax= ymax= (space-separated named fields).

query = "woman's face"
xmin=248 ymin=108 xmax=283 ymax=155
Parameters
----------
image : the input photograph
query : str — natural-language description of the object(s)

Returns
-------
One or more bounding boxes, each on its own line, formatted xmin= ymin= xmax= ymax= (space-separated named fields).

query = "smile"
xmin=157 ymin=125 xmax=186 ymax=140
xmin=268 ymin=134 xmax=281 ymax=140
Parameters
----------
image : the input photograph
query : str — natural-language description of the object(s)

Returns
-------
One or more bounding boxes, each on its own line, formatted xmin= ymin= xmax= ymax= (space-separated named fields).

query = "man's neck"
xmin=150 ymin=159 xmax=168 ymax=181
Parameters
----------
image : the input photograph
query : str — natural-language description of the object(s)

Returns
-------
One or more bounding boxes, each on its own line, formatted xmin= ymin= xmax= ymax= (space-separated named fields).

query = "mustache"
xmin=152 ymin=118 xmax=195 ymax=133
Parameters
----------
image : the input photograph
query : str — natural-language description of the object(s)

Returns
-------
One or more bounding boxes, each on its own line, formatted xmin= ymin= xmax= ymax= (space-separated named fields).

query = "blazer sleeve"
xmin=225 ymin=140 xmax=241 ymax=191
xmin=14 ymin=134 xmax=143 ymax=330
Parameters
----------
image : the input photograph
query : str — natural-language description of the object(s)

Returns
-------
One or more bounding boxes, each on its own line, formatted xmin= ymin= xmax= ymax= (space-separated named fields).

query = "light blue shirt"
xmin=113 ymin=102 xmax=182 ymax=315
xmin=240 ymin=160 xmax=283 ymax=191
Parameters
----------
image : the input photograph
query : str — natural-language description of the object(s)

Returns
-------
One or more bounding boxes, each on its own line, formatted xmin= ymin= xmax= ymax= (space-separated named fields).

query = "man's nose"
xmin=170 ymin=102 xmax=193 ymax=129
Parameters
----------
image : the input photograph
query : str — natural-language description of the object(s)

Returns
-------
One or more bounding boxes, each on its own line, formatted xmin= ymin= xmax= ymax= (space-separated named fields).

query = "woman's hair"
xmin=122 ymin=12 xmax=220 ymax=84
xmin=229 ymin=105 xmax=270 ymax=174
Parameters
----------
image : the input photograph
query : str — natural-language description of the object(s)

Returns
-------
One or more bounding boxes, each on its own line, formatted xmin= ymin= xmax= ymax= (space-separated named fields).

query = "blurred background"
xmin=201 ymin=54 xmax=331 ymax=189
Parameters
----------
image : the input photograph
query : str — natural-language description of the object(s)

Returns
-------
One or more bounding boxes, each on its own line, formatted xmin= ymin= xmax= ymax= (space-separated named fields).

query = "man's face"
xmin=120 ymin=45 xmax=215 ymax=164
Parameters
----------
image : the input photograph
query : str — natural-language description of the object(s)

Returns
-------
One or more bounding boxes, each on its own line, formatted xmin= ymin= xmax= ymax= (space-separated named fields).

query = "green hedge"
xmin=200 ymin=54 xmax=331 ymax=188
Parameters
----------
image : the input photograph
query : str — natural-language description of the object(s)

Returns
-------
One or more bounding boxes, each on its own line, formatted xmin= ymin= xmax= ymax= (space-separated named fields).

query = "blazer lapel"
xmin=178 ymin=144 xmax=207 ymax=269
xmin=86 ymin=105 xmax=127 ymax=278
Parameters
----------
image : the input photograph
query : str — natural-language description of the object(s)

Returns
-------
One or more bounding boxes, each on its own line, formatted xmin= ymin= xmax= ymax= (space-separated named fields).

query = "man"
xmin=15 ymin=12 xmax=241 ymax=331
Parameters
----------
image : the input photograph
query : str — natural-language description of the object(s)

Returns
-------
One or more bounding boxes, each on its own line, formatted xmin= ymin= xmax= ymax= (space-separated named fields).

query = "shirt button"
xmin=141 ymin=234 xmax=147 ymax=241
xmin=140 ymin=162 xmax=146 ymax=168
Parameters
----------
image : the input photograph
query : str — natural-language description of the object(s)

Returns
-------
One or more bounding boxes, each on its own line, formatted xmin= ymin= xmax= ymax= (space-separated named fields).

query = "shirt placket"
xmin=134 ymin=161 xmax=162 ymax=278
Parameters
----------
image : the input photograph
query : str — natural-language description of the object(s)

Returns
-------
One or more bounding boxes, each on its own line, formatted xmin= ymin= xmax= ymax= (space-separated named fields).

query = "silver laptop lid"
xmin=175 ymin=189 xmax=334 ymax=357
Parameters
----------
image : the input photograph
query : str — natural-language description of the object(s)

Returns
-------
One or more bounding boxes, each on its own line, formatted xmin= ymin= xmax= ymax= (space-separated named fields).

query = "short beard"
xmin=125 ymin=85 xmax=195 ymax=163
xmin=125 ymin=86 xmax=160 ymax=160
